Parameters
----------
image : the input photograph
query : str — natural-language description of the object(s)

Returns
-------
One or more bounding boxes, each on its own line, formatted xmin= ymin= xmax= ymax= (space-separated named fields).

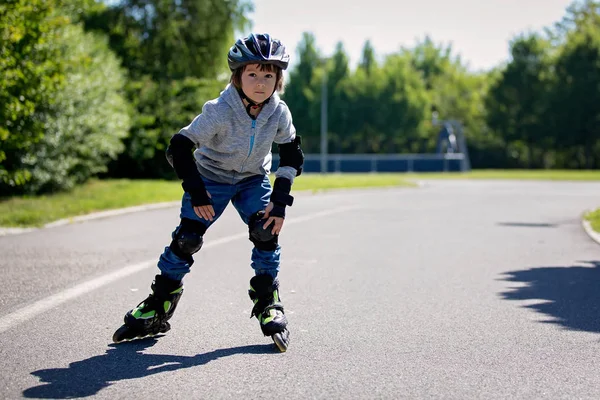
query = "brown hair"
xmin=230 ymin=63 xmax=285 ymax=94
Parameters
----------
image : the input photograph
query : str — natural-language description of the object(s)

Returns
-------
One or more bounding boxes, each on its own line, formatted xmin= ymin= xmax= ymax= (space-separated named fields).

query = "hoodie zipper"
xmin=240 ymin=119 xmax=256 ymax=173
xmin=248 ymin=119 xmax=256 ymax=156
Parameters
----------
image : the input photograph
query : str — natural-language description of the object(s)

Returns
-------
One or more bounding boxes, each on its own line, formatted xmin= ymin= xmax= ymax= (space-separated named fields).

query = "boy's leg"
xmin=232 ymin=175 xmax=289 ymax=351
xmin=158 ymin=179 xmax=234 ymax=280
xmin=113 ymin=178 xmax=233 ymax=342
xmin=231 ymin=175 xmax=280 ymax=278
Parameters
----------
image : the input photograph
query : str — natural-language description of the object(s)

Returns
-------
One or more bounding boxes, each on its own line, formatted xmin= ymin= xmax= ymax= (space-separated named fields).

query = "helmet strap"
xmin=236 ymin=87 xmax=273 ymax=119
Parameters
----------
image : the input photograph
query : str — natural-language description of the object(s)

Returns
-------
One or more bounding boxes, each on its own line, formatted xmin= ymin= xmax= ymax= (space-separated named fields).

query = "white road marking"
xmin=0 ymin=205 xmax=359 ymax=334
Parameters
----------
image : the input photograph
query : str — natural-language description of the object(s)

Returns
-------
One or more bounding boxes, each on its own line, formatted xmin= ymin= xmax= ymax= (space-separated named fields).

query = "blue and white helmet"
xmin=227 ymin=33 xmax=290 ymax=71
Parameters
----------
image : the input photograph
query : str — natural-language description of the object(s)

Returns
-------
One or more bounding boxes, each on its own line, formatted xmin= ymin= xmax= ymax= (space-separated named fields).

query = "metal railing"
xmin=272 ymin=153 xmax=468 ymax=173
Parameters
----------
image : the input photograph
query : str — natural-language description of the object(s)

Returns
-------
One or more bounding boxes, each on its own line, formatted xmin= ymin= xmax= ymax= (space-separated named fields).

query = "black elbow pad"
xmin=168 ymin=134 xmax=198 ymax=181
xmin=278 ymin=136 xmax=304 ymax=176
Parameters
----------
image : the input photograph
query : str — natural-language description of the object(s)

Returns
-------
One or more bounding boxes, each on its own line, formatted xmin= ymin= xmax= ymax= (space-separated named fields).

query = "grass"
xmin=404 ymin=169 xmax=600 ymax=181
xmin=0 ymin=175 xmax=416 ymax=227
xmin=1 ymin=170 xmax=600 ymax=228
xmin=0 ymin=179 xmax=184 ymax=227
xmin=584 ymin=208 xmax=600 ymax=234
xmin=289 ymin=173 xmax=416 ymax=191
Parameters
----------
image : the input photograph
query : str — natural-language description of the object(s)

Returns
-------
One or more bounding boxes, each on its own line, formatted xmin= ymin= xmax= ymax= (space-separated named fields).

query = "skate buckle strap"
xmin=251 ymin=301 xmax=284 ymax=319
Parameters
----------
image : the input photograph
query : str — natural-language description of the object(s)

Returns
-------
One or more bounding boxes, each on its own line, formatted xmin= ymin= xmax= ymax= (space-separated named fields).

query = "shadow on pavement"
xmin=496 ymin=222 xmax=557 ymax=228
xmin=23 ymin=338 xmax=277 ymax=399
xmin=499 ymin=260 xmax=600 ymax=333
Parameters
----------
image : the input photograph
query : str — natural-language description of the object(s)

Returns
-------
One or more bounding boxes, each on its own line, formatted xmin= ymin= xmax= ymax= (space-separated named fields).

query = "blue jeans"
xmin=157 ymin=175 xmax=280 ymax=281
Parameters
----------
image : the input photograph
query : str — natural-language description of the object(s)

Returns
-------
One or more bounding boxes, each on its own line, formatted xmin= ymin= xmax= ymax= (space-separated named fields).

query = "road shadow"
xmin=23 ymin=338 xmax=277 ymax=399
xmin=496 ymin=222 xmax=557 ymax=228
xmin=499 ymin=260 xmax=600 ymax=333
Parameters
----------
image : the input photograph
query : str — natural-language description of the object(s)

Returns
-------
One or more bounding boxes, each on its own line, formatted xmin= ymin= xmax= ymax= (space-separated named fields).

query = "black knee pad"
xmin=170 ymin=218 xmax=207 ymax=263
xmin=248 ymin=211 xmax=279 ymax=251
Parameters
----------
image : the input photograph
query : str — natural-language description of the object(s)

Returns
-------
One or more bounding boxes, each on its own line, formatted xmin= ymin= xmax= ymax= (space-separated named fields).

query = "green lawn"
xmin=0 ymin=180 xmax=184 ymax=227
xmin=0 ymin=175 xmax=416 ymax=227
xmin=584 ymin=208 xmax=600 ymax=234
xmin=405 ymin=169 xmax=600 ymax=181
xmin=1 ymin=170 xmax=599 ymax=228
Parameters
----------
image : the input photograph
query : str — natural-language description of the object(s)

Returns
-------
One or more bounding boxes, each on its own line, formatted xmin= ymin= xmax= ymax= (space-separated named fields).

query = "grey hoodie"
xmin=178 ymin=84 xmax=297 ymax=185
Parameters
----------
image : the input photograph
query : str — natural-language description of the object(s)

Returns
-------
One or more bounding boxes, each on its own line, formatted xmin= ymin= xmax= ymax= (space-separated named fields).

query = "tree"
xmin=402 ymin=37 xmax=488 ymax=156
xmin=282 ymin=32 xmax=322 ymax=152
xmin=407 ymin=35 xmax=453 ymax=91
xmin=21 ymin=24 xmax=130 ymax=193
xmin=0 ymin=0 xmax=69 ymax=189
xmin=549 ymin=0 xmax=600 ymax=168
xmin=485 ymin=33 xmax=554 ymax=167
xmin=358 ymin=40 xmax=376 ymax=75
xmin=325 ymin=42 xmax=350 ymax=154
xmin=377 ymin=53 xmax=430 ymax=153
xmin=84 ymin=0 xmax=252 ymax=81
xmin=550 ymin=0 xmax=600 ymax=42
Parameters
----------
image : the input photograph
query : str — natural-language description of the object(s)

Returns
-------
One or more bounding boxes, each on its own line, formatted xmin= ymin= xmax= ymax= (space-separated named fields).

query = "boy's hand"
xmin=263 ymin=202 xmax=284 ymax=235
xmin=193 ymin=191 xmax=215 ymax=221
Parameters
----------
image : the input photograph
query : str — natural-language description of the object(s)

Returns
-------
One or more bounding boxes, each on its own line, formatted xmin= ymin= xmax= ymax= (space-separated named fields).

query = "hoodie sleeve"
xmin=274 ymin=103 xmax=296 ymax=145
xmin=177 ymin=99 xmax=221 ymax=146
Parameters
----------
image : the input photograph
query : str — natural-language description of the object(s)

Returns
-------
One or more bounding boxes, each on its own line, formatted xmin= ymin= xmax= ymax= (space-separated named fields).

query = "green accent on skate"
xmin=163 ymin=301 xmax=171 ymax=313
xmin=261 ymin=309 xmax=277 ymax=324
xmin=273 ymin=290 xmax=279 ymax=303
xmin=133 ymin=309 xmax=156 ymax=319
xmin=132 ymin=304 xmax=156 ymax=319
xmin=170 ymin=287 xmax=183 ymax=294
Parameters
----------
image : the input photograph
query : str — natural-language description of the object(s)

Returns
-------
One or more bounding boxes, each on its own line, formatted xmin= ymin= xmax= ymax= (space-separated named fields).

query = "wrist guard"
xmin=269 ymin=178 xmax=293 ymax=219
xmin=182 ymin=176 xmax=212 ymax=206
xmin=270 ymin=204 xmax=286 ymax=218
xmin=270 ymin=178 xmax=293 ymax=207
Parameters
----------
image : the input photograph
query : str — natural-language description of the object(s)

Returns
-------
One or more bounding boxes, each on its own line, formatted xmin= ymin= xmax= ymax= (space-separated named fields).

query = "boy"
xmin=113 ymin=33 xmax=303 ymax=352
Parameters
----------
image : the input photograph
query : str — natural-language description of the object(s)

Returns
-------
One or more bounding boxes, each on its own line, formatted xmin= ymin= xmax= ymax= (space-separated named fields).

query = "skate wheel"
xmin=112 ymin=322 xmax=171 ymax=343
xmin=112 ymin=324 xmax=135 ymax=343
xmin=272 ymin=329 xmax=290 ymax=352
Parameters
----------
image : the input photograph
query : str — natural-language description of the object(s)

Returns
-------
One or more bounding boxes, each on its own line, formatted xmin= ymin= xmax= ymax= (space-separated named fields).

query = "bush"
xmin=0 ymin=0 xmax=68 ymax=190
xmin=21 ymin=23 xmax=130 ymax=193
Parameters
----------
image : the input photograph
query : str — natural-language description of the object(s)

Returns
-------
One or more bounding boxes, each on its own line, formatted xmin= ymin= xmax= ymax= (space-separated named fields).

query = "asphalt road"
xmin=1 ymin=179 xmax=600 ymax=399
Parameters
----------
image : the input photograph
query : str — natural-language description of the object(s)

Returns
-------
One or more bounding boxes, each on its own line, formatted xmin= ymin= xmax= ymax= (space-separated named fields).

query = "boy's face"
xmin=241 ymin=64 xmax=277 ymax=104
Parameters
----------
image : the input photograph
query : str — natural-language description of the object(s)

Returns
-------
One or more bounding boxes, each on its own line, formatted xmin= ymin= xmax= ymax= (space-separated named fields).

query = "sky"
xmin=248 ymin=0 xmax=576 ymax=72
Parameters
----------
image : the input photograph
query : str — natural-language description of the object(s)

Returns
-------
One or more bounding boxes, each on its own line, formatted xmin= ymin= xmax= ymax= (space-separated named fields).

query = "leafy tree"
xmin=408 ymin=35 xmax=454 ymax=91
xmin=549 ymin=0 xmax=600 ymax=168
xmin=0 ymin=0 xmax=113 ymax=194
xmin=340 ymin=52 xmax=429 ymax=154
xmin=358 ymin=40 xmax=376 ymax=75
xmin=377 ymin=53 xmax=430 ymax=153
xmin=283 ymin=32 xmax=323 ymax=153
xmin=0 ymin=0 xmax=69 ymax=189
xmin=325 ymin=42 xmax=350 ymax=154
xmin=84 ymin=0 xmax=252 ymax=81
xmin=550 ymin=0 xmax=600 ymax=42
xmin=485 ymin=33 xmax=553 ymax=167
xmin=402 ymin=37 xmax=488 ymax=155
xmin=20 ymin=24 xmax=130 ymax=193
